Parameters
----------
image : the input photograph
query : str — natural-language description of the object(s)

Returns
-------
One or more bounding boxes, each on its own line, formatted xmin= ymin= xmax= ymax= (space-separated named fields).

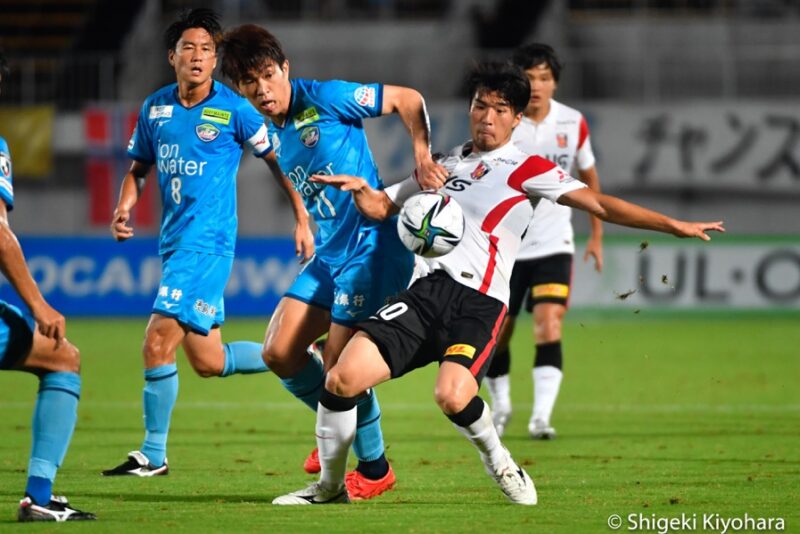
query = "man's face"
xmin=469 ymin=90 xmax=522 ymax=151
xmin=169 ymin=27 xmax=217 ymax=86
xmin=523 ymin=63 xmax=557 ymax=114
xmin=235 ymin=60 xmax=291 ymax=119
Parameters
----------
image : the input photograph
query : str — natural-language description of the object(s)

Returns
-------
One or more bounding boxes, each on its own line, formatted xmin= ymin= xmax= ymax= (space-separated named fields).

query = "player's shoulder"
xmin=550 ymin=99 xmax=584 ymax=122
xmin=212 ymin=80 xmax=259 ymax=113
xmin=144 ymin=83 xmax=178 ymax=105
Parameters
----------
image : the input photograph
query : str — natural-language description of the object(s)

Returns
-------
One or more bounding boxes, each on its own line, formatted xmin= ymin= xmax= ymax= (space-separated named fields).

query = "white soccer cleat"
xmin=272 ymin=482 xmax=350 ymax=505
xmin=492 ymin=407 xmax=512 ymax=438
xmin=101 ymin=450 xmax=169 ymax=477
xmin=492 ymin=460 xmax=538 ymax=505
xmin=528 ymin=418 xmax=556 ymax=440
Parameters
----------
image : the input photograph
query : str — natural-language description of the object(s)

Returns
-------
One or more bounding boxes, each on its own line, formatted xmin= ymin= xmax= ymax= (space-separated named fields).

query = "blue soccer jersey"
xmin=128 ymin=81 xmax=272 ymax=257
xmin=0 ymin=136 xmax=14 ymax=210
xmin=269 ymin=79 xmax=389 ymax=263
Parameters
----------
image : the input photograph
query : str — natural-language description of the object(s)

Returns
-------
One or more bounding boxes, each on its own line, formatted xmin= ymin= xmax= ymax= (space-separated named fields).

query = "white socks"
xmin=453 ymin=401 xmax=510 ymax=470
xmin=316 ymin=404 xmax=357 ymax=489
xmin=485 ymin=375 xmax=512 ymax=415
xmin=531 ymin=366 xmax=563 ymax=424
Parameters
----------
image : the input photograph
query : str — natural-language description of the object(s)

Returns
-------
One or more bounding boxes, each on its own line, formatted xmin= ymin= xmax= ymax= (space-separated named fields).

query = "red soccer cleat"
xmin=345 ymin=465 xmax=396 ymax=500
xmin=303 ymin=447 xmax=321 ymax=474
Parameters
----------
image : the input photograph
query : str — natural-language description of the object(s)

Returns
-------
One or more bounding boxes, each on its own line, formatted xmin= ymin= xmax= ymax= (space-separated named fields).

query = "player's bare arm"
xmin=381 ymin=85 xmax=447 ymax=190
xmin=558 ymin=188 xmax=725 ymax=241
xmin=264 ymin=151 xmax=314 ymax=262
xmin=577 ymin=165 xmax=604 ymax=271
xmin=311 ymin=174 xmax=398 ymax=220
xmin=0 ymin=201 xmax=65 ymax=342
xmin=111 ymin=160 xmax=151 ymax=242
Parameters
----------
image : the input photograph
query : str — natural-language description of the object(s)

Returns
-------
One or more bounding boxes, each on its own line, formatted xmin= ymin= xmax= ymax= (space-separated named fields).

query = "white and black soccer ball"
xmin=397 ymin=191 xmax=464 ymax=258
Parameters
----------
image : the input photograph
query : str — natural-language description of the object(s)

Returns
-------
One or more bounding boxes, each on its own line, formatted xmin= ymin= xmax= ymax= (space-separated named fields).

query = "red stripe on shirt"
xmin=479 ymin=234 xmax=500 ymax=294
xmin=578 ymin=115 xmax=590 ymax=149
xmin=478 ymin=194 xmax=527 ymax=293
xmin=470 ymin=304 xmax=508 ymax=376
xmin=507 ymin=155 xmax=557 ymax=192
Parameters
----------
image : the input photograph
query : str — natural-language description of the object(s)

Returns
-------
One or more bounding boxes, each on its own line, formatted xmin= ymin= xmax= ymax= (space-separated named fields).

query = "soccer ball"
xmin=397 ymin=191 xmax=464 ymax=258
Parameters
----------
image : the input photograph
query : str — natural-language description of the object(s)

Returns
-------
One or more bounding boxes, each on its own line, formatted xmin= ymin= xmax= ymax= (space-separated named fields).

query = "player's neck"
xmin=176 ymin=78 xmax=213 ymax=108
xmin=525 ymin=100 xmax=551 ymax=124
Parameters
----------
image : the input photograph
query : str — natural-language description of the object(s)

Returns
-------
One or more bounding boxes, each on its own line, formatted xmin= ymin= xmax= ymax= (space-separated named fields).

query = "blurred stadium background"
xmin=1 ymin=0 xmax=798 ymax=316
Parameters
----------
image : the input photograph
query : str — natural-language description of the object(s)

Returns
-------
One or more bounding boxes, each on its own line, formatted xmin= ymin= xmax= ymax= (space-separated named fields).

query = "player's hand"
xmin=32 ymin=302 xmax=66 ymax=347
xmin=111 ymin=207 xmax=134 ymax=241
xmin=310 ymin=174 xmax=367 ymax=192
xmin=414 ymin=158 xmax=448 ymax=190
xmin=672 ymin=220 xmax=725 ymax=241
xmin=294 ymin=218 xmax=315 ymax=264
xmin=584 ymin=235 xmax=604 ymax=272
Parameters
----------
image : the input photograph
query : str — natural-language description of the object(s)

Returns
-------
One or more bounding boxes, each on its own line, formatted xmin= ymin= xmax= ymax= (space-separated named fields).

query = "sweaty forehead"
xmin=473 ymin=89 xmax=511 ymax=108
xmin=525 ymin=63 xmax=553 ymax=77
xmin=178 ymin=27 xmax=215 ymax=46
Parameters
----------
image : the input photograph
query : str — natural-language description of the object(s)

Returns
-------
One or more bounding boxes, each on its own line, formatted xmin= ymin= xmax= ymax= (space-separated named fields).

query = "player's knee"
xmin=434 ymin=384 xmax=471 ymax=415
xmin=65 ymin=343 xmax=81 ymax=373
xmin=261 ymin=341 xmax=299 ymax=374
xmin=190 ymin=359 xmax=223 ymax=378
xmin=535 ymin=315 xmax=563 ymax=342
xmin=324 ymin=367 xmax=359 ymax=398
xmin=142 ymin=333 xmax=173 ymax=367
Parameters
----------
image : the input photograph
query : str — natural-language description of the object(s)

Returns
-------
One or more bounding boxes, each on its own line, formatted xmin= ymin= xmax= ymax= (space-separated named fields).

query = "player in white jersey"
xmin=484 ymin=43 xmax=603 ymax=439
xmin=270 ymin=62 xmax=723 ymax=506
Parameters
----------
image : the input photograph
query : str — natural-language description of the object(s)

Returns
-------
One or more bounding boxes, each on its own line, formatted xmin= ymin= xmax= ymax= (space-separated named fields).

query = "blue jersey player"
xmin=0 ymin=50 xmax=95 ymax=522
xmin=221 ymin=24 xmax=448 ymax=501
xmin=102 ymin=10 xmax=313 ymax=477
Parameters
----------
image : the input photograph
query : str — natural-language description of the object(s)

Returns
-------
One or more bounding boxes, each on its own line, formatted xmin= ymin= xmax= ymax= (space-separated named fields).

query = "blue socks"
xmin=140 ymin=364 xmax=178 ymax=467
xmin=280 ymin=353 xmax=325 ymax=411
xmin=221 ymin=342 xmax=269 ymax=377
xmin=353 ymin=389 xmax=386 ymax=464
xmin=26 ymin=372 xmax=80 ymax=506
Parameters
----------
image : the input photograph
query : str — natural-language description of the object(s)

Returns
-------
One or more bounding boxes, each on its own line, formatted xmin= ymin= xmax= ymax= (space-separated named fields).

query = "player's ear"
xmin=282 ymin=60 xmax=290 ymax=78
xmin=168 ymin=49 xmax=175 ymax=67
xmin=512 ymin=112 xmax=522 ymax=129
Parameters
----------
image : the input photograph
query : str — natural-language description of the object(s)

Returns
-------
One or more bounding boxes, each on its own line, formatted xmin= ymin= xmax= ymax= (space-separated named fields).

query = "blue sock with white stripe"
xmin=26 ymin=372 xmax=80 ymax=505
xmin=353 ymin=389 xmax=387 ymax=468
xmin=279 ymin=353 xmax=324 ymax=411
xmin=140 ymin=364 xmax=178 ymax=467
xmin=221 ymin=342 xmax=269 ymax=376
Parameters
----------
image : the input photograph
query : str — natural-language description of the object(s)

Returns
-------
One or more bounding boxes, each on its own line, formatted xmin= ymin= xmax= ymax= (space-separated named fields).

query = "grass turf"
xmin=1 ymin=315 xmax=798 ymax=532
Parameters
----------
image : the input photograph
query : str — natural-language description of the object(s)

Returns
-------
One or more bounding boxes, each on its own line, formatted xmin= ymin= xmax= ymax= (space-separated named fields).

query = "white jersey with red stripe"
xmin=385 ymin=140 xmax=586 ymax=306
xmin=512 ymin=99 xmax=596 ymax=260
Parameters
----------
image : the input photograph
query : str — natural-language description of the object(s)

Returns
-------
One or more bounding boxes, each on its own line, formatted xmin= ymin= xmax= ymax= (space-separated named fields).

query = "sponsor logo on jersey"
xmin=532 ymin=283 xmax=569 ymax=299
xmin=354 ymin=85 xmax=376 ymax=107
xmin=127 ymin=129 xmax=136 ymax=151
xmin=194 ymin=299 xmax=217 ymax=317
xmin=196 ymin=123 xmax=221 ymax=142
xmin=300 ymin=126 xmax=320 ymax=148
xmin=444 ymin=344 xmax=476 ymax=359
xmin=293 ymin=106 xmax=320 ymax=129
xmin=0 ymin=151 xmax=12 ymax=178
xmin=492 ymin=157 xmax=518 ymax=166
xmin=148 ymin=105 xmax=173 ymax=119
xmin=200 ymin=107 xmax=232 ymax=125
xmin=470 ymin=160 xmax=490 ymax=180
xmin=556 ymin=133 xmax=568 ymax=148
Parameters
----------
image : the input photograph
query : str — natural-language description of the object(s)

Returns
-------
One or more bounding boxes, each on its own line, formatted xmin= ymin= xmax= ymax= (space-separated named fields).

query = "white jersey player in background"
xmin=269 ymin=61 xmax=723 ymax=506
xmin=484 ymin=43 xmax=603 ymax=439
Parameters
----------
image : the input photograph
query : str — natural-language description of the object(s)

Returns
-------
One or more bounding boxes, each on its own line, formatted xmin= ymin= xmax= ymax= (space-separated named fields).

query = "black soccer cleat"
xmin=18 ymin=495 xmax=96 ymax=522
xmin=102 ymin=450 xmax=169 ymax=477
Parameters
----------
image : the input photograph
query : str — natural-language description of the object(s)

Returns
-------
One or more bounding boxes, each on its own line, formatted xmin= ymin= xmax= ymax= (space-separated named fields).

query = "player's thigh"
xmin=508 ymin=258 xmax=537 ymax=318
xmin=529 ymin=253 xmax=573 ymax=342
xmin=325 ymin=331 xmax=392 ymax=397
xmin=0 ymin=302 xmax=78 ymax=374
xmin=142 ymin=313 xmax=187 ymax=367
xmin=322 ymin=322 xmax=355 ymax=371
xmin=495 ymin=314 xmax=517 ymax=352
xmin=263 ymin=296 xmax=329 ymax=371
xmin=17 ymin=332 xmax=81 ymax=374
xmin=434 ymin=361 xmax=480 ymax=414
xmin=182 ymin=327 xmax=225 ymax=377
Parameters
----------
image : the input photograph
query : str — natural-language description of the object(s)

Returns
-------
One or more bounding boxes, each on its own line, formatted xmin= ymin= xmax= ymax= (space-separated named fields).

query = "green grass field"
xmin=1 ymin=315 xmax=798 ymax=532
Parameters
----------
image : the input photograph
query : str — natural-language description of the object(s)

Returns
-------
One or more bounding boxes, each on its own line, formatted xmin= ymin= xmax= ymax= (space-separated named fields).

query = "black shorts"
xmin=357 ymin=271 xmax=507 ymax=385
xmin=507 ymin=253 xmax=573 ymax=316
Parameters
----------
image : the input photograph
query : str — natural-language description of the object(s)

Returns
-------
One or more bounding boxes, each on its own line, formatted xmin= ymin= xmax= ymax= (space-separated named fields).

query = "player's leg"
xmin=0 ymin=304 xmax=95 ymax=521
xmin=484 ymin=259 xmax=532 ymax=436
xmin=528 ymin=254 xmax=572 ymax=440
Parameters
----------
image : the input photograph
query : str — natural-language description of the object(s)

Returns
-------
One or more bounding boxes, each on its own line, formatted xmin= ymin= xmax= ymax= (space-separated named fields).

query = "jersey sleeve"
xmin=127 ymin=100 xmax=156 ymax=164
xmin=235 ymin=101 xmax=272 ymax=157
xmin=384 ymin=175 xmax=420 ymax=207
xmin=319 ymin=80 xmax=384 ymax=122
xmin=509 ymin=155 xmax=587 ymax=202
xmin=0 ymin=138 xmax=15 ymax=210
xmin=575 ymin=115 xmax=596 ymax=171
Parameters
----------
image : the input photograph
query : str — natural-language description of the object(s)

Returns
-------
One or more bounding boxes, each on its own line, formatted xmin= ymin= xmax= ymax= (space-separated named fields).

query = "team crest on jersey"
xmin=0 ymin=151 xmax=12 ymax=178
xmin=556 ymin=133 xmax=568 ymax=148
xmin=300 ymin=126 xmax=320 ymax=148
xmin=196 ymin=123 xmax=221 ymax=142
xmin=470 ymin=160 xmax=490 ymax=180
xmin=293 ymin=107 xmax=320 ymax=129
xmin=148 ymin=105 xmax=173 ymax=119
xmin=354 ymin=85 xmax=376 ymax=107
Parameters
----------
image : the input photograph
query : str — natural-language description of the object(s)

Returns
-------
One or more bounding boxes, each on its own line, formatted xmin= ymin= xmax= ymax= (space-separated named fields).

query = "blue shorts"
xmin=0 ymin=301 xmax=36 ymax=370
xmin=153 ymin=250 xmax=233 ymax=335
xmin=287 ymin=222 xmax=414 ymax=326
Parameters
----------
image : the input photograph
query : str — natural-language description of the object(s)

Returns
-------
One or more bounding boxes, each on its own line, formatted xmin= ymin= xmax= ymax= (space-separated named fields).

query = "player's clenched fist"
xmin=111 ymin=208 xmax=134 ymax=241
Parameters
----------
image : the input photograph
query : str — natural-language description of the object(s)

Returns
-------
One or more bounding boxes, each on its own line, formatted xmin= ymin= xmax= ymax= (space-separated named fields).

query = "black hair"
xmin=466 ymin=61 xmax=530 ymax=115
xmin=0 ymin=48 xmax=9 ymax=80
xmin=220 ymin=25 xmax=287 ymax=85
xmin=511 ymin=43 xmax=562 ymax=82
xmin=164 ymin=8 xmax=222 ymax=51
